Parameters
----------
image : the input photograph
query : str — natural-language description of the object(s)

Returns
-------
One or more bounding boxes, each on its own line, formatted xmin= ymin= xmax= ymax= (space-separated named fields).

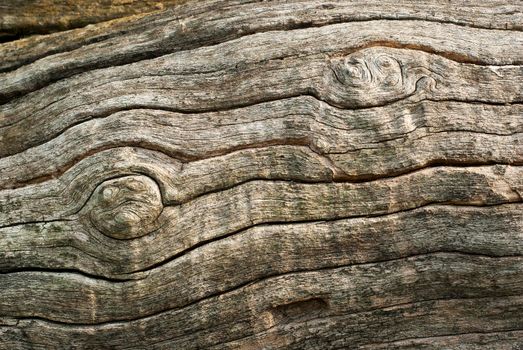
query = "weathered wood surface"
xmin=0 ymin=0 xmax=184 ymax=39
xmin=0 ymin=0 xmax=522 ymax=349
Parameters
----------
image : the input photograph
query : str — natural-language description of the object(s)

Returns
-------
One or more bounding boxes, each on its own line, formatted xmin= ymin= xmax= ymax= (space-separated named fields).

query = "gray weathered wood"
xmin=0 ymin=0 xmax=522 ymax=349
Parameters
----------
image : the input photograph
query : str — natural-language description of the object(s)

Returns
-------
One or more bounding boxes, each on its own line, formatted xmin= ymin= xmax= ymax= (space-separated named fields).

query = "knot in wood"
xmin=89 ymin=175 xmax=163 ymax=239
xmin=335 ymin=49 xmax=402 ymax=89
xmin=326 ymin=47 xmax=438 ymax=107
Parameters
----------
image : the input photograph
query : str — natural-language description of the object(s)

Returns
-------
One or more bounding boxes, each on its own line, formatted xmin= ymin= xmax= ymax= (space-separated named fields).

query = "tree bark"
xmin=0 ymin=1 xmax=522 ymax=349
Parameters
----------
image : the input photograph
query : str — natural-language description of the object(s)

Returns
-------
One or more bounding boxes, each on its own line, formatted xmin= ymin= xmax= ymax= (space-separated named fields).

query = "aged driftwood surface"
xmin=0 ymin=0 xmax=185 ymax=40
xmin=1 ymin=0 xmax=522 ymax=349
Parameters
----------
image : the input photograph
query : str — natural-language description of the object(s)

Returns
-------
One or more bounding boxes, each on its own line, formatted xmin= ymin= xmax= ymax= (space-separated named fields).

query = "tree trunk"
xmin=1 ymin=1 xmax=522 ymax=349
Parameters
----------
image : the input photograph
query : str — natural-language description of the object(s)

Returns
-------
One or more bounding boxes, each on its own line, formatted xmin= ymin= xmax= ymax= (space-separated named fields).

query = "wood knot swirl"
xmin=88 ymin=175 xmax=163 ymax=239
xmin=335 ymin=51 xmax=402 ymax=89
xmin=328 ymin=47 xmax=437 ymax=107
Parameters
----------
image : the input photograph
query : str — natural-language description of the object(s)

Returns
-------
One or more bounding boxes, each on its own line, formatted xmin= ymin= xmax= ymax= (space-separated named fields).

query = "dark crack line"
xmin=2 ymin=12 xmax=522 ymax=73
xmin=1 ymin=204 xmax=522 ymax=280
xmin=1 ymin=93 xmax=522 ymax=177
xmin=7 ymin=289 xmax=523 ymax=329
xmin=1 ymin=17 xmax=521 ymax=105
xmin=0 ymin=267 xmax=143 ymax=283
xmin=216 ymin=298 xmax=523 ymax=349
xmin=1 ymin=162 xmax=522 ymax=229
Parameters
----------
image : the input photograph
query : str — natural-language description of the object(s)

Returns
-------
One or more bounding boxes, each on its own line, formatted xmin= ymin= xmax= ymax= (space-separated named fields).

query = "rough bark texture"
xmin=0 ymin=1 xmax=522 ymax=349
xmin=0 ymin=0 xmax=185 ymax=40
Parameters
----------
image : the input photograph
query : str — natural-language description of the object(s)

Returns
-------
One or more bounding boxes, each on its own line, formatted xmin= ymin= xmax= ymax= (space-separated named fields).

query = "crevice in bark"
xmin=1 ymin=95 xmax=522 ymax=184
xmin=9 ymin=292 xmax=523 ymax=328
xmin=2 ymin=203 xmax=521 ymax=280
xmin=1 ymin=162 xmax=522 ymax=230
xmin=1 ymin=19 xmax=521 ymax=104
xmin=0 ymin=267 xmax=143 ymax=283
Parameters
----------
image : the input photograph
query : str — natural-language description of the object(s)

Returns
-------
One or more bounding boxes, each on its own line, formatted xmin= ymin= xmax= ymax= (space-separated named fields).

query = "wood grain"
xmin=0 ymin=0 xmax=522 ymax=348
xmin=0 ymin=0 xmax=184 ymax=37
